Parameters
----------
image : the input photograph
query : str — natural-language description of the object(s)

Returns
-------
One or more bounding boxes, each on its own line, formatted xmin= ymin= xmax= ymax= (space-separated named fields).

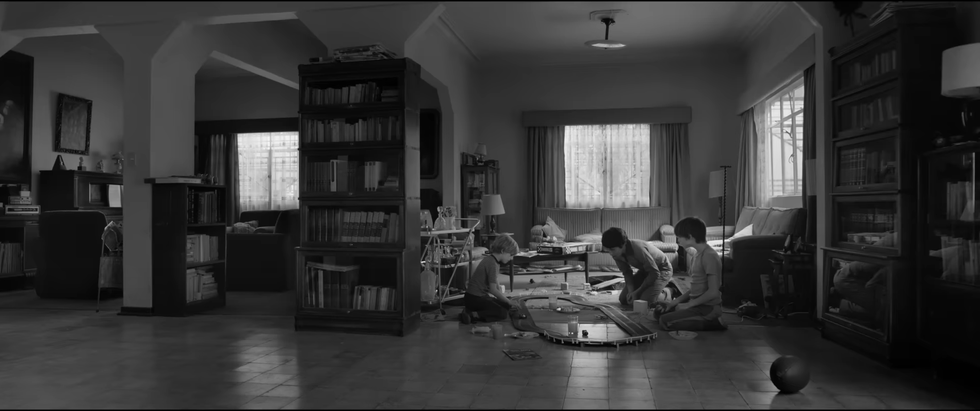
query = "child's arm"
xmin=487 ymin=282 xmax=511 ymax=306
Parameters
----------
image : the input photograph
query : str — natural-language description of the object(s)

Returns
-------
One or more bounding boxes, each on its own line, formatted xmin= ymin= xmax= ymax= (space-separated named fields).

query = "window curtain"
xmin=195 ymin=133 xmax=239 ymax=225
xmin=237 ymin=132 xmax=300 ymax=212
xmin=564 ymin=124 xmax=650 ymax=209
xmin=735 ymin=105 xmax=771 ymax=212
xmin=527 ymin=127 xmax=566 ymax=218
xmin=650 ymin=123 xmax=690 ymax=223
xmin=802 ymin=64 xmax=816 ymax=244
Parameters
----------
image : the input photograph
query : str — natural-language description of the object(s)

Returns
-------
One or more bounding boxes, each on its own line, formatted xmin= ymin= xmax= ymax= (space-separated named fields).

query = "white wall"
xmin=12 ymin=35 xmax=124 ymax=194
xmin=195 ymin=75 xmax=298 ymax=121
xmin=744 ymin=6 xmax=815 ymax=97
xmin=476 ymin=58 xmax=744 ymax=246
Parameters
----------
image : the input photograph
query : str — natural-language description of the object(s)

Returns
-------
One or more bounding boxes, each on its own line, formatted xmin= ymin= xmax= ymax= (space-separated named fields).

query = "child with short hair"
xmin=601 ymin=227 xmax=673 ymax=307
xmin=658 ymin=217 xmax=727 ymax=331
xmin=459 ymin=234 xmax=519 ymax=324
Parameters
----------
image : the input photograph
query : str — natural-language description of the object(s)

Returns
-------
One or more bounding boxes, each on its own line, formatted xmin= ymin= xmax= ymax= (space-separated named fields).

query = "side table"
xmin=768 ymin=250 xmax=815 ymax=320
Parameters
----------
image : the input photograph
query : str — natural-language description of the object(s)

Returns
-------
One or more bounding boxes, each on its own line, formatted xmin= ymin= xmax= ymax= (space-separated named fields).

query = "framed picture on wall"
xmin=54 ymin=93 xmax=93 ymax=155
xmin=0 ymin=50 xmax=34 ymax=185
xmin=420 ymin=109 xmax=440 ymax=179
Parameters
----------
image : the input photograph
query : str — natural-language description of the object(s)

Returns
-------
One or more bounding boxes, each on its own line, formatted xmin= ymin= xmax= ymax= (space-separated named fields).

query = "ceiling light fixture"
xmin=585 ymin=16 xmax=626 ymax=49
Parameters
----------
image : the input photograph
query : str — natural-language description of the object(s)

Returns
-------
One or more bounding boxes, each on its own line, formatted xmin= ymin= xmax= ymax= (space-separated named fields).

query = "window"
xmin=237 ymin=131 xmax=300 ymax=211
xmin=563 ymin=124 xmax=651 ymax=208
xmin=764 ymin=78 xmax=805 ymax=197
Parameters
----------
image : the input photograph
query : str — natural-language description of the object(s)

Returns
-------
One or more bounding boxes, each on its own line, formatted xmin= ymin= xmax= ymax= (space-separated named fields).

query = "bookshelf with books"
xmin=823 ymin=8 xmax=957 ymax=366
xmin=149 ymin=182 xmax=227 ymax=317
xmin=295 ymin=58 xmax=422 ymax=336
xmin=918 ymin=142 xmax=980 ymax=371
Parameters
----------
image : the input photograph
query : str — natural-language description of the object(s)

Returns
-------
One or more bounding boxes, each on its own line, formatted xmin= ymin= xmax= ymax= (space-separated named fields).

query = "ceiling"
xmin=196 ymin=1 xmax=784 ymax=78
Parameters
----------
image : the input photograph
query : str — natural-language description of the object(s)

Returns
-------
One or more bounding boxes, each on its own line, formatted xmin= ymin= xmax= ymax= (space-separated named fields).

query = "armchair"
xmin=226 ymin=209 xmax=299 ymax=292
xmin=707 ymin=206 xmax=806 ymax=306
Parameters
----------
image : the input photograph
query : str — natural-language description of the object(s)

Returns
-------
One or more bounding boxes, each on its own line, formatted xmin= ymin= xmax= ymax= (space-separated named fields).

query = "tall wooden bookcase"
xmin=295 ymin=58 xmax=422 ymax=336
xmin=150 ymin=182 xmax=227 ymax=316
xmin=822 ymin=8 xmax=957 ymax=366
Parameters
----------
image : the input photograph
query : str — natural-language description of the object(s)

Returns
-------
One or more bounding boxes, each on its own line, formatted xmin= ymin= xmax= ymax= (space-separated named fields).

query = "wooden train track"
xmin=510 ymin=294 xmax=657 ymax=348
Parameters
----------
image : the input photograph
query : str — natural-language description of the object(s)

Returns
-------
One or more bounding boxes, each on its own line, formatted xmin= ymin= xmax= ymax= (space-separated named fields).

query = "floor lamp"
xmin=709 ymin=166 xmax=732 ymax=287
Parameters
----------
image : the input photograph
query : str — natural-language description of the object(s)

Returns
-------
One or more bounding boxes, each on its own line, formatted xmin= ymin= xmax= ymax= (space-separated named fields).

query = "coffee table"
xmin=506 ymin=251 xmax=592 ymax=291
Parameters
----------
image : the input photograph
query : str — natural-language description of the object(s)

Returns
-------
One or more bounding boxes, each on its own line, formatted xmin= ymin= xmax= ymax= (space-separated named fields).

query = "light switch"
xmin=127 ymin=152 xmax=137 ymax=166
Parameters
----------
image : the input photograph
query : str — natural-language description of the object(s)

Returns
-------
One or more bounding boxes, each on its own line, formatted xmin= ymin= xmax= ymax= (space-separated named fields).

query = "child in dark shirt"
xmin=459 ymin=235 xmax=519 ymax=324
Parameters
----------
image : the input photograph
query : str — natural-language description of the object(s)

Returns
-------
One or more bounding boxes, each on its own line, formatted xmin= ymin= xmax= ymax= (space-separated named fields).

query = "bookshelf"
xmin=149 ymin=182 xmax=227 ymax=317
xmin=460 ymin=164 xmax=499 ymax=245
xmin=295 ymin=58 xmax=422 ymax=336
xmin=823 ymin=8 xmax=957 ymax=366
xmin=918 ymin=142 xmax=980 ymax=372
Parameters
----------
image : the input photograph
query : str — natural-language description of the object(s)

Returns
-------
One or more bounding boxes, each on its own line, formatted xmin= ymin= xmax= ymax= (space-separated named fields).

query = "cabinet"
xmin=39 ymin=170 xmax=123 ymax=220
xmin=917 ymin=142 xmax=980 ymax=369
xmin=295 ymin=58 xmax=422 ymax=336
xmin=823 ymin=8 xmax=957 ymax=366
xmin=0 ymin=216 xmax=38 ymax=284
xmin=460 ymin=164 xmax=499 ymax=244
xmin=149 ymin=182 xmax=227 ymax=317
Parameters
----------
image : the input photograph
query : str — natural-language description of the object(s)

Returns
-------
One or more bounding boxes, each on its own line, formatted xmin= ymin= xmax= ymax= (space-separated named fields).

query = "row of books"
xmin=305 ymin=159 xmax=396 ymax=193
xmin=308 ymin=209 xmax=401 ymax=243
xmin=186 ymin=267 xmax=218 ymax=302
xmin=302 ymin=117 xmax=402 ymax=144
xmin=186 ymin=234 xmax=220 ymax=263
xmin=303 ymin=81 xmax=399 ymax=106
xmin=843 ymin=210 xmax=896 ymax=236
xmin=937 ymin=235 xmax=979 ymax=285
xmin=838 ymin=148 xmax=896 ymax=186
xmin=303 ymin=262 xmax=358 ymax=309
xmin=870 ymin=2 xmax=955 ymax=27
xmin=844 ymin=95 xmax=897 ymax=131
xmin=187 ymin=189 xmax=223 ymax=224
xmin=842 ymin=49 xmax=897 ymax=89
xmin=333 ymin=44 xmax=397 ymax=63
xmin=945 ymin=181 xmax=978 ymax=221
xmin=0 ymin=242 xmax=23 ymax=274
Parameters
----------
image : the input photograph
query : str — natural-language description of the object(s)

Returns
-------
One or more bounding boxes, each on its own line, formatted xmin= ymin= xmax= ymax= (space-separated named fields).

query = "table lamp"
xmin=942 ymin=43 xmax=980 ymax=142
xmin=481 ymin=194 xmax=505 ymax=234
xmin=474 ymin=143 xmax=488 ymax=164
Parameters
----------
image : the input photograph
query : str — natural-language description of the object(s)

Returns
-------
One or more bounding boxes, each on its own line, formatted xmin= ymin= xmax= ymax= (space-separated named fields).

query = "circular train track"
xmin=510 ymin=294 xmax=657 ymax=347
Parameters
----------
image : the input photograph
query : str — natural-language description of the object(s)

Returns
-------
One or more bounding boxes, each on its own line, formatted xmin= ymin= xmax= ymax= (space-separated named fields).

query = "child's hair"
xmin=489 ymin=234 xmax=519 ymax=255
xmin=601 ymin=227 xmax=628 ymax=249
xmin=675 ymin=217 xmax=707 ymax=243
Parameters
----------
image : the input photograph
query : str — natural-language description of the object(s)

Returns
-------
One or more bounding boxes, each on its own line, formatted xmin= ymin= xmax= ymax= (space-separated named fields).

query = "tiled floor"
xmin=0 ymin=273 xmax=976 ymax=409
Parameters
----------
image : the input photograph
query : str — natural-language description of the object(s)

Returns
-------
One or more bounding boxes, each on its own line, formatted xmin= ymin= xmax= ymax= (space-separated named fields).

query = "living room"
xmin=0 ymin=1 xmax=979 ymax=409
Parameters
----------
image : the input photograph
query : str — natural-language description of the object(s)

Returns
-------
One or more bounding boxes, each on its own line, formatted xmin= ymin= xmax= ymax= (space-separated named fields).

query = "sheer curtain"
xmin=237 ymin=131 xmax=300 ymax=212
xmin=753 ymin=101 xmax=773 ymax=207
xmin=564 ymin=124 xmax=650 ymax=209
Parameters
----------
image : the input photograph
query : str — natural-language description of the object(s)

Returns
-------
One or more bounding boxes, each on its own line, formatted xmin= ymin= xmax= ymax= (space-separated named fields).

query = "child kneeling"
xmin=658 ymin=217 xmax=727 ymax=331
xmin=459 ymin=235 xmax=519 ymax=324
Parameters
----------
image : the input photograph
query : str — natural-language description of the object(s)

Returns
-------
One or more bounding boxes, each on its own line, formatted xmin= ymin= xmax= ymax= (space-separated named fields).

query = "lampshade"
xmin=708 ymin=170 xmax=726 ymax=199
xmin=942 ymin=43 xmax=980 ymax=98
xmin=474 ymin=143 xmax=487 ymax=156
xmin=482 ymin=194 xmax=505 ymax=216
xmin=805 ymin=159 xmax=817 ymax=196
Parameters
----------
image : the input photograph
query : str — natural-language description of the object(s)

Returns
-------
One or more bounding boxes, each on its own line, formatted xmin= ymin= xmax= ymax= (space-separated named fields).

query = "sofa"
xmin=226 ymin=209 xmax=299 ymax=292
xmin=528 ymin=207 xmax=679 ymax=272
xmin=706 ymin=206 xmax=806 ymax=306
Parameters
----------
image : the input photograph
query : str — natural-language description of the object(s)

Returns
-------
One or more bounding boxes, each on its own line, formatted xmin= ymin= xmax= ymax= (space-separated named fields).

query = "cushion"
xmin=760 ymin=208 xmax=800 ymax=236
xmin=734 ymin=207 xmax=757 ymax=233
xmin=749 ymin=208 xmax=771 ymax=235
xmin=255 ymin=226 xmax=276 ymax=234
xmin=733 ymin=224 xmax=753 ymax=239
xmin=573 ymin=233 xmax=602 ymax=243
xmin=543 ymin=217 xmax=566 ymax=241
xmin=231 ymin=222 xmax=257 ymax=234
xmin=649 ymin=240 xmax=678 ymax=253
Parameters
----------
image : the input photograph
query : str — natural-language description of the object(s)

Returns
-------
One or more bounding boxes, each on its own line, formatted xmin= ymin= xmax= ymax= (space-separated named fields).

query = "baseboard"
xmin=118 ymin=306 xmax=153 ymax=316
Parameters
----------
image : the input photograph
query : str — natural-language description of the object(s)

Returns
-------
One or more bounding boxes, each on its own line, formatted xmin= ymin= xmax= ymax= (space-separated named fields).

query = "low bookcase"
xmin=150 ymin=182 xmax=227 ymax=316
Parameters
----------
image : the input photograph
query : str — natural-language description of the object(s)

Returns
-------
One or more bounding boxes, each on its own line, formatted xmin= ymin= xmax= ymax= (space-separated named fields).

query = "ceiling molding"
xmin=737 ymin=2 xmax=787 ymax=48
xmin=435 ymin=12 xmax=479 ymax=63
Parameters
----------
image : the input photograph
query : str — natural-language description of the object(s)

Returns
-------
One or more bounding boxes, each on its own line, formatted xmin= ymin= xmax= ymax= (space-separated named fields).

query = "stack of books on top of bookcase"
xmin=308 ymin=209 xmax=400 ymax=244
xmin=186 ymin=266 xmax=218 ymax=302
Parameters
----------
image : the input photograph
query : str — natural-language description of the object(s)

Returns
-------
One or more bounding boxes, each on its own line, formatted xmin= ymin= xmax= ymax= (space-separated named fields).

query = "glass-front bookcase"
xmin=918 ymin=143 xmax=980 ymax=368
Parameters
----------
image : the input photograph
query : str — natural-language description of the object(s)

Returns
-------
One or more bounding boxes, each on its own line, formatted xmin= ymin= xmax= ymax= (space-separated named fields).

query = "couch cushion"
xmin=544 ymin=217 xmax=567 ymax=241
xmin=749 ymin=208 xmax=771 ymax=235
xmin=735 ymin=207 xmax=757 ymax=233
xmin=649 ymin=240 xmax=679 ymax=253
xmin=573 ymin=233 xmax=602 ymax=243
xmin=601 ymin=207 xmax=672 ymax=242
xmin=760 ymin=208 xmax=802 ymax=236
xmin=533 ymin=208 xmax=601 ymax=239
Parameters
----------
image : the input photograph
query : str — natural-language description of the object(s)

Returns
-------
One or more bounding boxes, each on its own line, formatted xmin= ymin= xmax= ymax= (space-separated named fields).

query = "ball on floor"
xmin=769 ymin=355 xmax=810 ymax=393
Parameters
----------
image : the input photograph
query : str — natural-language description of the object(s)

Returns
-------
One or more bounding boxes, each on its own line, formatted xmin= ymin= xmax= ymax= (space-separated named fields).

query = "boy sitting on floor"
xmin=658 ymin=217 xmax=728 ymax=331
xmin=602 ymin=227 xmax=674 ymax=307
xmin=459 ymin=234 xmax=519 ymax=324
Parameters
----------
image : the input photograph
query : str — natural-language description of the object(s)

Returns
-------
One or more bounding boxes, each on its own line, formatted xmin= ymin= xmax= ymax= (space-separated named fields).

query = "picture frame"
xmin=54 ymin=93 xmax=93 ymax=155
xmin=0 ymin=50 xmax=34 ymax=185
xmin=420 ymin=109 xmax=440 ymax=179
